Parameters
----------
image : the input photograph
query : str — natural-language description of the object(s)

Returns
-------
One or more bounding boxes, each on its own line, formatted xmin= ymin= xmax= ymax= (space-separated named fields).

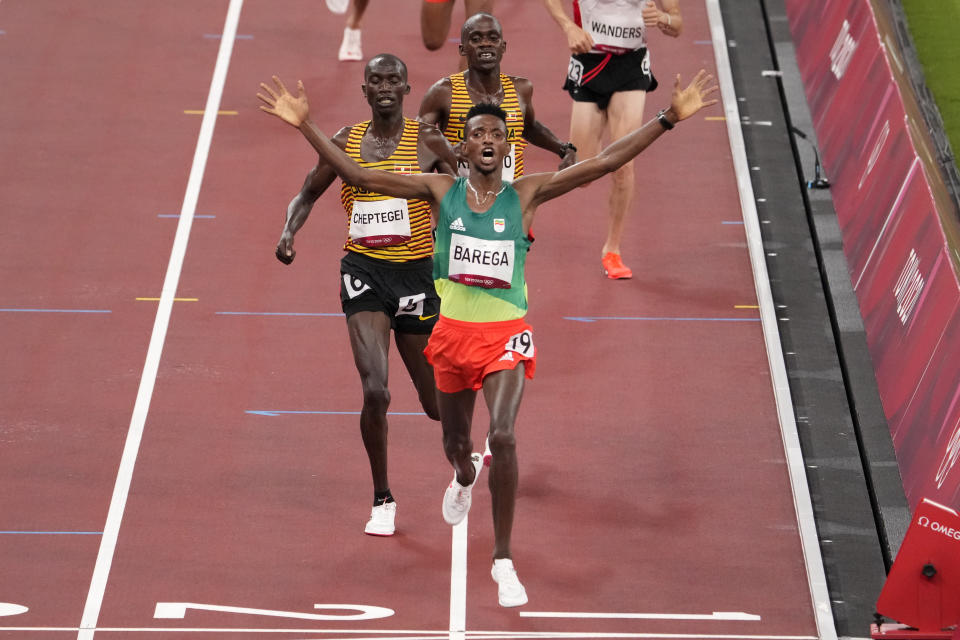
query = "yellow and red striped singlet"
xmin=441 ymin=72 xmax=528 ymax=180
xmin=340 ymin=118 xmax=433 ymax=262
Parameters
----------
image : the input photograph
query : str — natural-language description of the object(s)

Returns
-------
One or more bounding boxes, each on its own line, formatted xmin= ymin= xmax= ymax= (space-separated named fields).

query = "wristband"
xmin=656 ymin=108 xmax=675 ymax=130
xmin=558 ymin=141 xmax=577 ymax=157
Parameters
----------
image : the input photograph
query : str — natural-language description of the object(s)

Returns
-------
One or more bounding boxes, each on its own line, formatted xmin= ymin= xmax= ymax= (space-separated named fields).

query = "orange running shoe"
xmin=601 ymin=252 xmax=633 ymax=279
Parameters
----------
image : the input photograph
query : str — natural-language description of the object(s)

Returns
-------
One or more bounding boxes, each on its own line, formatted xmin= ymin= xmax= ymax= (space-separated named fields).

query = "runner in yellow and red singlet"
xmin=274 ymin=54 xmax=457 ymax=538
xmin=419 ymin=12 xmax=578 ymax=181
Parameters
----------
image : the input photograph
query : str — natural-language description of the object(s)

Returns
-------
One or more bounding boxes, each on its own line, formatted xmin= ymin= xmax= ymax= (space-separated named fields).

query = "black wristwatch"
xmin=558 ymin=141 xmax=577 ymax=157
xmin=656 ymin=108 xmax=675 ymax=130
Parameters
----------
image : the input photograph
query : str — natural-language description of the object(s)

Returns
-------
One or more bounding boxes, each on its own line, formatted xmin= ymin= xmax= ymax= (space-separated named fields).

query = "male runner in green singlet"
xmin=259 ymin=67 xmax=717 ymax=607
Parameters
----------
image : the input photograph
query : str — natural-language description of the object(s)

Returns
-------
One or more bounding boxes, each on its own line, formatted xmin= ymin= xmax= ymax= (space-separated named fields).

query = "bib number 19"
xmin=505 ymin=330 xmax=534 ymax=356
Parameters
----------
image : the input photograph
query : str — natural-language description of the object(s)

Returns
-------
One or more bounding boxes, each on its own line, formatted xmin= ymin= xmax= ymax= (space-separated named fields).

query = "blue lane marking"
xmin=722 ymin=220 xmax=744 ymax=224
xmin=565 ymin=316 xmax=761 ymax=323
xmin=694 ymin=40 xmax=713 ymax=45
xmin=248 ymin=410 xmax=426 ymax=417
xmin=204 ymin=33 xmax=253 ymax=39
xmin=217 ymin=311 xmax=345 ymax=317
xmin=0 ymin=308 xmax=111 ymax=313
xmin=158 ymin=214 xmax=216 ymax=219
xmin=0 ymin=531 xmax=103 ymax=535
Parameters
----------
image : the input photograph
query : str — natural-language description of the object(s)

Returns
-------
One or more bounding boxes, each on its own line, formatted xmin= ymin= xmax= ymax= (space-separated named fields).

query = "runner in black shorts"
xmin=563 ymin=47 xmax=657 ymax=109
xmin=544 ymin=0 xmax=682 ymax=279
xmin=273 ymin=54 xmax=457 ymax=537
xmin=340 ymin=252 xmax=440 ymax=334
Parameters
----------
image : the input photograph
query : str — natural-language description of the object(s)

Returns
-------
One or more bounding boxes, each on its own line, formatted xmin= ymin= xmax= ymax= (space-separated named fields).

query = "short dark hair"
xmin=365 ymin=53 xmax=407 ymax=80
xmin=465 ymin=102 xmax=507 ymax=125
xmin=461 ymin=12 xmax=502 ymax=41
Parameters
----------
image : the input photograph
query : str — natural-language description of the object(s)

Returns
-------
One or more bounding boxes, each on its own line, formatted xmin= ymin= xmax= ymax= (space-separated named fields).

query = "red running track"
xmin=0 ymin=1 xmax=831 ymax=638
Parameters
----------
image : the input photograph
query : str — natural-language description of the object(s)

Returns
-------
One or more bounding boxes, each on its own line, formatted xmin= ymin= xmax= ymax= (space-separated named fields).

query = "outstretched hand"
xmin=668 ymin=70 xmax=719 ymax=122
xmin=257 ymin=76 xmax=310 ymax=128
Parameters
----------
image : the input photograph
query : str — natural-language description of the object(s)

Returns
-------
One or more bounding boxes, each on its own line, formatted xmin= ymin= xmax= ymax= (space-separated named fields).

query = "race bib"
xmin=504 ymin=329 xmax=534 ymax=357
xmin=396 ymin=293 xmax=426 ymax=317
xmin=349 ymin=197 xmax=411 ymax=247
xmin=583 ymin=10 xmax=646 ymax=54
xmin=448 ymin=233 xmax=515 ymax=289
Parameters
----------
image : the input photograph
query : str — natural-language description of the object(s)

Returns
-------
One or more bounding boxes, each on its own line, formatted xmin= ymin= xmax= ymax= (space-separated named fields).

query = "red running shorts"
xmin=425 ymin=315 xmax=536 ymax=393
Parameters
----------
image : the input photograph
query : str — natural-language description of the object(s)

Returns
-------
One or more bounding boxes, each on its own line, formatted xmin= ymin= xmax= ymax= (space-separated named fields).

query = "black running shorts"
xmin=339 ymin=251 xmax=440 ymax=334
xmin=563 ymin=48 xmax=658 ymax=110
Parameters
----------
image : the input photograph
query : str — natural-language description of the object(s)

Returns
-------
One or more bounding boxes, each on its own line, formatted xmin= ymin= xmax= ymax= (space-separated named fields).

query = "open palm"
xmin=257 ymin=76 xmax=310 ymax=128
xmin=669 ymin=70 xmax=719 ymax=121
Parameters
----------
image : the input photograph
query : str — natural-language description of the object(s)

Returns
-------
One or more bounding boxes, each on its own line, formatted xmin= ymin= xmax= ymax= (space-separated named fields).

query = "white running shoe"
xmin=491 ymin=558 xmax=528 ymax=607
xmin=338 ymin=27 xmax=362 ymax=61
xmin=364 ymin=501 xmax=396 ymax=536
xmin=441 ymin=453 xmax=483 ymax=525
xmin=482 ymin=436 xmax=492 ymax=467
xmin=325 ymin=0 xmax=349 ymax=14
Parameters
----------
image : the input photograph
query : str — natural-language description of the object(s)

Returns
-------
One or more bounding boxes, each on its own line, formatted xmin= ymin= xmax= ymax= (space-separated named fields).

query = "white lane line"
xmin=2 ymin=627 xmax=820 ymax=639
xmin=703 ymin=2 xmax=837 ymax=639
xmin=75 ymin=2 xmax=244 ymax=639
xmin=519 ymin=612 xmax=761 ymax=621
xmin=449 ymin=517 xmax=469 ymax=640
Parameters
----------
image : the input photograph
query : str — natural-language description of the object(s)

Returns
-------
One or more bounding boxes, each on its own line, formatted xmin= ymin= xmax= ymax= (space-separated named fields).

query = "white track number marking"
xmin=505 ymin=329 xmax=534 ymax=357
xmin=154 ymin=602 xmax=394 ymax=621
xmin=0 ymin=602 xmax=29 ymax=617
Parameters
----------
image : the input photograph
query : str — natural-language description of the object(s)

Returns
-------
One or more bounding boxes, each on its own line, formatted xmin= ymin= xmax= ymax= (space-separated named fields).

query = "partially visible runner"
xmin=273 ymin=54 xmax=457 ymax=537
xmin=543 ymin=0 xmax=682 ymax=279
xmin=259 ymin=67 xmax=717 ymax=605
xmin=422 ymin=0 xmax=494 ymax=70
xmin=327 ymin=0 xmax=370 ymax=62
xmin=329 ymin=0 xmax=497 ymax=68
xmin=419 ymin=12 xmax=578 ymax=181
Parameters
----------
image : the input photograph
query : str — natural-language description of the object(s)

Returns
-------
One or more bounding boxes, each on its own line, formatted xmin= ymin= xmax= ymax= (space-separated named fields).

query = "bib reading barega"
xmin=457 ymin=144 xmax=516 ymax=182
xmin=349 ymin=197 xmax=411 ymax=247
xmin=448 ymin=233 xmax=515 ymax=289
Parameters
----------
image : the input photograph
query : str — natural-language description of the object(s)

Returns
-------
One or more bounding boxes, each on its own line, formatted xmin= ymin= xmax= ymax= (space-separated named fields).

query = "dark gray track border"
xmin=718 ymin=1 xmax=911 ymax=636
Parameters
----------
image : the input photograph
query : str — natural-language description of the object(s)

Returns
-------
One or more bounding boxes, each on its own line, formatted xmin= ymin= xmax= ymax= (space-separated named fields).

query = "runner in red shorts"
xmin=259 ymin=68 xmax=717 ymax=607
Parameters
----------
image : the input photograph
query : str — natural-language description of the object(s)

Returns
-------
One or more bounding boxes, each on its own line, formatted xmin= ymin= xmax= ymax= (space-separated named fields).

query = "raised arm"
xmin=514 ymin=77 xmax=577 ymax=170
xmin=258 ymin=76 xmax=450 ymax=205
xmin=522 ymin=70 xmax=718 ymax=207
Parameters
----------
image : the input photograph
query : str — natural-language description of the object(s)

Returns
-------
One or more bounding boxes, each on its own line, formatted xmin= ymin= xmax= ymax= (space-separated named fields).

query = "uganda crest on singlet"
xmin=340 ymin=118 xmax=433 ymax=262
xmin=441 ymin=72 xmax=528 ymax=182
xmin=433 ymin=178 xmax=531 ymax=322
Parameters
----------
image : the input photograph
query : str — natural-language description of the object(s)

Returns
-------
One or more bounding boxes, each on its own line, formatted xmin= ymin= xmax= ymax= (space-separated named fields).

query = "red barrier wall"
xmin=784 ymin=0 xmax=960 ymax=510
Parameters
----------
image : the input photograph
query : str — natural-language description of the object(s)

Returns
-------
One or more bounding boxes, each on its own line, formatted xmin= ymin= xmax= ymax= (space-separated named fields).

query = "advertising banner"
xmin=784 ymin=0 xmax=960 ymax=509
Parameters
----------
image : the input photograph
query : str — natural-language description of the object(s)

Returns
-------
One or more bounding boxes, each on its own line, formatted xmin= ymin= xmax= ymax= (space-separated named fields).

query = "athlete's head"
xmin=361 ymin=54 xmax=410 ymax=111
xmin=463 ymin=103 xmax=508 ymax=176
xmin=459 ymin=13 xmax=506 ymax=69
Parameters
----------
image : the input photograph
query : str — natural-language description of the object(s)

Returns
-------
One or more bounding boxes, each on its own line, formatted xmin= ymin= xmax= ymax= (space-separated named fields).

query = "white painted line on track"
xmin=449 ymin=517 xmax=469 ymax=640
xmin=1 ymin=627 xmax=821 ymax=639
xmin=75 ymin=1 xmax=244 ymax=639
xmin=520 ymin=612 xmax=761 ymax=621
xmin=703 ymin=2 xmax=837 ymax=639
